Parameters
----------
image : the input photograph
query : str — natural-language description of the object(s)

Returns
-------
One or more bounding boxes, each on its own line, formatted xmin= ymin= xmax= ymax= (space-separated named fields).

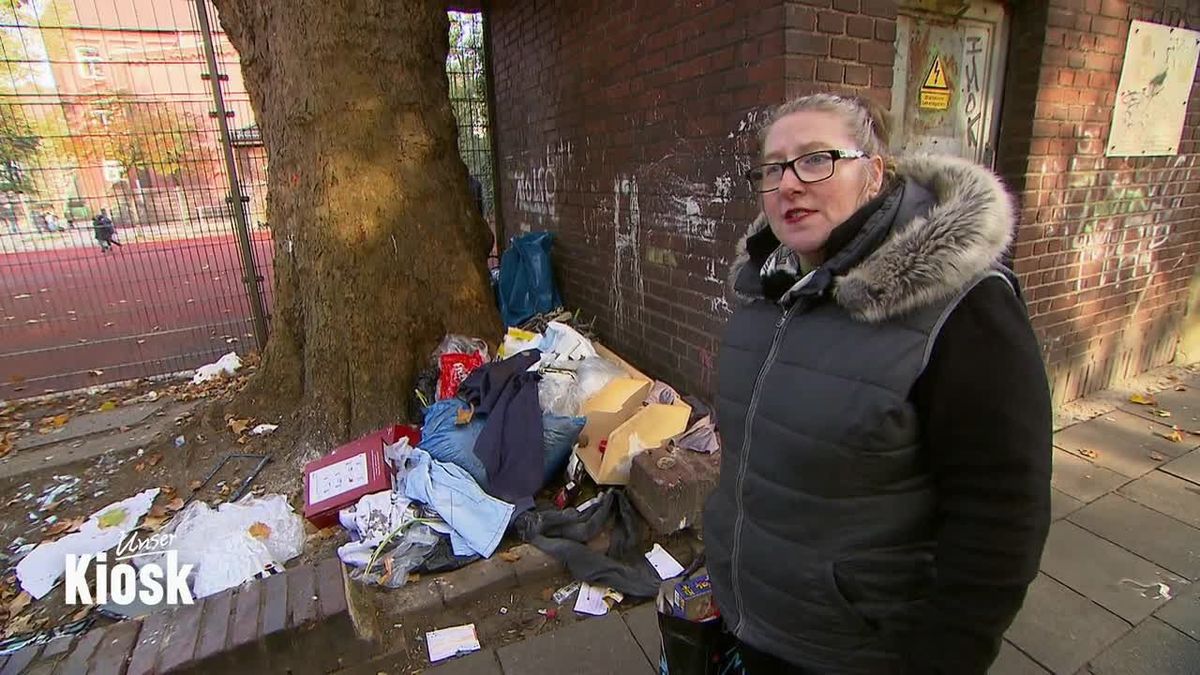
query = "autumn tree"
xmin=210 ymin=0 xmax=500 ymax=444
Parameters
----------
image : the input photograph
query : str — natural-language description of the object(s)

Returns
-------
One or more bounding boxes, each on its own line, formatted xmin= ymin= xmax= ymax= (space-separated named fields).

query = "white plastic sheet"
xmin=162 ymin=494 xmax=304 ymax=599
xmin=191 ymin=352 xmax=242 ymax=384
xmin=17 ymin=488 xmax=160 ymax=599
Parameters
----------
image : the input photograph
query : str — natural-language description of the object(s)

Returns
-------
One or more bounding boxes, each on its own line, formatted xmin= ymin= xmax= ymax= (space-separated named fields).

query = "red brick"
xmin=859 ymin=40 xmax=893 ymax=65
xmin=833 ymin=0 xmax=859 ymax=10
xmin=860 ymin=0 xmax=896 ymax=18
xmin=847 ymin=15 xmax=873 ymax=38
xmin=158 ymin=603 xmax=204 ymax=671
xmin=831 ymin=37 xmax=858 ymax=60
xmin=817 ymin=61 xmax=844 ymax=82
xmin=787 ymin=30 xmax=830 ymax=56
xmin=89 ymin=621 xmax=142 ymax=675
xmin=194 ymin=588 xmax=235 ymax=661
xmin=786 ymin=5 xmax=817 ymax=31
xmin=875 ymin=19 xmax=897 ymax=42
xmin=870 ymin=65 xmax=893 ymax=87
xmin=817 ymin=10 xmax=845 ymax=34
xmin=845 ymin=63 xmax=870 ymax=85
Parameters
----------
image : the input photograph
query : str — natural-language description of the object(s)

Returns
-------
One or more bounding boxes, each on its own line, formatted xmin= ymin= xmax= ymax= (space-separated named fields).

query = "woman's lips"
xmin=783 ymin=208 xmax=816 ymax=224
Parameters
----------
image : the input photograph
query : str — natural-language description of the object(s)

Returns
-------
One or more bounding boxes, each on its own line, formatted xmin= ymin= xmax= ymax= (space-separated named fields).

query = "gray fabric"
xmin=705 ymin=154 xmax=1018 ymax=673
xmin=513 ymin=491 xmax=661 ymax=597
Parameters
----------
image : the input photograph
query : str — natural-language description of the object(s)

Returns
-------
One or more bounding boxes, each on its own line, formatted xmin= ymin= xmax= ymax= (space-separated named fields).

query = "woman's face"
xmin=759 ymin=110 xmax=883 ymax=261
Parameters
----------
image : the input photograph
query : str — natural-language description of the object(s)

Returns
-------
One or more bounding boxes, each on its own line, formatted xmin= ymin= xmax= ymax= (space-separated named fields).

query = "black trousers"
xmin=737 ymin=640 xmax=816 ymax=674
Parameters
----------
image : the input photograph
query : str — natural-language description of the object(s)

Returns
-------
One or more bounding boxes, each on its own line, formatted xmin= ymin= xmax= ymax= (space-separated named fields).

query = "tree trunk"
xmin=211 ymin=0 xmax=501 ymax=445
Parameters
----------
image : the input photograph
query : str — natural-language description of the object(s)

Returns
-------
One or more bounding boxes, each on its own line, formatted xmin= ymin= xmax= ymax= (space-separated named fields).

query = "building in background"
xmin=484 ymin=0 xmax=1200 ymax=407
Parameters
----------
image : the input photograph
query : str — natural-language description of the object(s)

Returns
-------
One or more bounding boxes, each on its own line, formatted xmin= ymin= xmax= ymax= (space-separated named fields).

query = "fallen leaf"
xmin=1176 ymin=385 xmax=1188 ymax=392
xmin=7 ymin=592 xmax=30 ymax=616
xmin=1153 ymin=409 xmax=1172 ymax=418
xmin=1155 ymin=429 xmax=1184 ymax=443
xmin=1078 ymin=448 xmax=1099 ymax=459
xmin=44 ymin=520 xmax=76 ymax=536
xmin=148 ymin=505 xmax=167 ymax=519
xmin=0 ymin=434 xmax=12 ymax=459
xmin=98 ymin=400 xmax=117 ymax=412
xmin=227 ymin=418 xmax=251 ymax=435
xmin=188 ymin=480 xmax=203 ymax=490
xmin=248 ymin=522 xmax=271 ymax=540
xmin=499 ymin=550 xmax=522 ymax=563
xmin=160 ymin=485 xmax=175 ymax=497
xmin=141 ymin=515 xmax=167 ymax=531
xmin=1150 ymin=451 xmax=1166 ymax=461
xmin=50 ymin=414 xmax=69 ymax=428
xmin=306 ymin=527 xmax=337 ymax=542
xmin=166 ymin=497 xmax=185 ymax=512
xmin=4 ymin=613 xmax=36 ymax=637
xmin=134 ymin=463 xmax=146 ymax=472
xmin=70 ymin=607 xmax=90 ymax=622
xmin=1129 ymin=393 xmax=1157 ymax=406
xmin=218 ymin=485 xmax=231 ymax=497
xmin=147 ymin=454 xmax=162 ymax=467
xmin=97 ymin=507 xmax=128 ymax=529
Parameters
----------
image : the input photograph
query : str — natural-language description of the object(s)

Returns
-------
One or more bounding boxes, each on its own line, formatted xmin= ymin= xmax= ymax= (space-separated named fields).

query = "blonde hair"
xmin=758 ymin=94 xmax=892 ymax=163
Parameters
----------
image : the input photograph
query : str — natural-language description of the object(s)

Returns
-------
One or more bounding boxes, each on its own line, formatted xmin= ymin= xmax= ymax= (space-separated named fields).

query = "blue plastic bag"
xmin=420 ymin=399 xmax=489 ymax=489
xmin=542 ymin=414 xmax=586 ymax=486
xmin=498 ymin=231 xmax=563 ymax=326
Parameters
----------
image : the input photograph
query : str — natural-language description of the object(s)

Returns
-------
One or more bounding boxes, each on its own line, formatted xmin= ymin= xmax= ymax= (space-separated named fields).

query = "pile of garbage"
xmin=306 ymin=311 xmax=720 ymax=596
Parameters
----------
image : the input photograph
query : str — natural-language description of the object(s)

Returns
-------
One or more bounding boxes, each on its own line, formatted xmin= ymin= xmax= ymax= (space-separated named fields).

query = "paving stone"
xmin=1050 ymin=448 xmax=1130 ymax=503
xmin=228 ymin=581 xmax=262 ymax=649
xmin=260 ymin=568 xmax=289 ymax=636
xmin=39 ymin=635 xmax=75 ymax=659
xmin=287 ymin=562 xmax=318 ymax=626
xmin=1040 ymin=521 xmax=1187 ymax=623
xmin=158 ymin=601 xmax=203 ymax=671
xmin=193 ymin=588 xmax=234 ymax=661
xmin=1087 ymin=617 xmax=1200 ymax=674
xmin=89 ymin=620 xmax=142 ymax=675
xmin=1155 ymin=581 xmax=1200 ymax=639
xmin=1160 ymin=449 xmax=1200 ymax=484
xmin=497 ymin=613 xmax=655 ymax=674
xmin=1005 ymin=574 xmax=1130 ymax=675
xmin=1122 ymin=385 xmax=1200 ymax=428
xmin=1119 ymin=470 xmax=1200 ymax=529
xmin=1068 ymin=493 xmax=1200 ymax=580
xmin=988 ymin=641 xmax=1048 ymax=674
xmin=54 ymin=626 xmax=106 ymax=675
xmin=622 ymin=603 xmax=661 ymax=667
xmin=508 ymin=544 xmax=562 ymax=586
xmin=425 ymin=648 xmax=503 ymax=674
xmin=1053 ymin=411 xmax=1190 ymax=478
xmin=13 ymin=402 xmax=161 ymax=451
xmin=440 ymin=557 xmax=518 ymax=606
xmin=316 ymin=556 xmax=348 ymax=618
xmin=126 ymin=607 xmax=170 ymax=675
xmin=1051 ymin=489 xmax=1085 ymax=521
xmin=0 ymin=646 xmax=40 ymax=675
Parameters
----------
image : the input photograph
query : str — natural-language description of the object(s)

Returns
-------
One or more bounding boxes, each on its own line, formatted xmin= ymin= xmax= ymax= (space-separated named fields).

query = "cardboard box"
xmin=575 ymin=345 xmax=690 ymax=485
xmin=302 ymin=425 xmax=418 ymax=528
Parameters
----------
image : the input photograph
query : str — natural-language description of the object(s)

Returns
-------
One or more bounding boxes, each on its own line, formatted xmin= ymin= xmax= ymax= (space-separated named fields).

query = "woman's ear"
xmin=870 ymin=156 xmax=886 ymax=194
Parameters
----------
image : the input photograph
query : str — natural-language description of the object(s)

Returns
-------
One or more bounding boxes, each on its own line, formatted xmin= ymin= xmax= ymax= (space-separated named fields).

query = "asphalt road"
xmin=0 ymin=228 xmax=274 ymax=399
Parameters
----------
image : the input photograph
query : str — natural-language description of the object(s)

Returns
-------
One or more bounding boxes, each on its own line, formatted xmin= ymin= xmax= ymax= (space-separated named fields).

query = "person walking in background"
xmin=93 ymin=208 xmax=121 ymax=252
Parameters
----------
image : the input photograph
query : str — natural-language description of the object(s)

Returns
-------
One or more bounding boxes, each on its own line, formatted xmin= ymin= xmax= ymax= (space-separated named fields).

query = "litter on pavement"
xmin=17 ymin=488 xmax=160 ymax=599
xmin=191 ymin=352 xmax=242 ymax=384
xmin=426 ymin=624 xmax=482 ymax=662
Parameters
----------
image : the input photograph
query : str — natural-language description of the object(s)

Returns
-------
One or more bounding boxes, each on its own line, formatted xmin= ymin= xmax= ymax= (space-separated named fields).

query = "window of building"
xmin=75 ymin=46 xmax=104 ymax=79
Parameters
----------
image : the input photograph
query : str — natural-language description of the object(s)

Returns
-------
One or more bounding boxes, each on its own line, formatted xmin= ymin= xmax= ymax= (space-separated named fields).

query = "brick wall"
xmin=996 ymin=0 xmax=1200 ymax=405
xmin=490 ymin=0 xmax=895 ymax=397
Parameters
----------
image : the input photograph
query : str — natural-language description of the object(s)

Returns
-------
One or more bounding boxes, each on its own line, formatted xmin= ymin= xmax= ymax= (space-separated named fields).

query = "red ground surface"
xmin=0 ymin=229 xmax=274 ymax=399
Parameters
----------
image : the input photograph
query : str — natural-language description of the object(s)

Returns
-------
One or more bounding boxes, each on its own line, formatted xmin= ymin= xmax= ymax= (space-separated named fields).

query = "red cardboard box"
xmin=302 ymin=425 xmax=420 ymax=529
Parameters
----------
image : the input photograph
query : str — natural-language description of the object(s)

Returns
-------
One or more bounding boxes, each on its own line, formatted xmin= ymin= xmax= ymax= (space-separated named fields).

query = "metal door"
xmin=890 ymin=1 xmax=1009 ymax=166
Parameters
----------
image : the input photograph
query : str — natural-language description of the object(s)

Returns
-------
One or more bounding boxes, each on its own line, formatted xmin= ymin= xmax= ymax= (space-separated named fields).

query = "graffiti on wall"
xmin=509 ymin=140 xmax=573 ymax=227
xmin=611 ymin=175 xmax=644 ymax=327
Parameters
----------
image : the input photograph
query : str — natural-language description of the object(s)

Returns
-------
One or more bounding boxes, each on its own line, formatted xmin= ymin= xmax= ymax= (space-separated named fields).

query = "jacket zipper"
xmin=730 ymin=301 xmax=798 ymax=634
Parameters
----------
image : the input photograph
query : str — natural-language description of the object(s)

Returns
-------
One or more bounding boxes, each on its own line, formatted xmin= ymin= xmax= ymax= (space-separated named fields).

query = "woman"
xmin=703 ymin=94 xmax=1051 ymax=674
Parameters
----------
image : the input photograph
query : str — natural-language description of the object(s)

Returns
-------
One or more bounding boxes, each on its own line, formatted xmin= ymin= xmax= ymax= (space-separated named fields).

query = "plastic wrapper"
xmin=348 ymin=522 xmax=440 ymax=588
xmin=158 ymin=494 xmax=305 ymax=599
xmin=432 ymin=334 xmax=489 ymax=363
xmin=538 ymin=355 xmax=624 ymax=417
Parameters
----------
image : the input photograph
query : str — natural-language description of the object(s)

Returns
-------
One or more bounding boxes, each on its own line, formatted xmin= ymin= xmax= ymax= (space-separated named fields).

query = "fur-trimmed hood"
xmin=729 ymin=154 xmax=1016 ymax=323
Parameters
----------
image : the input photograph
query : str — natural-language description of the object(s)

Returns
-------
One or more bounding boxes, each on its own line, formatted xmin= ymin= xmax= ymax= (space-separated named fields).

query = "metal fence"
xmin=0 ymin=2 xmax=494 ymax=400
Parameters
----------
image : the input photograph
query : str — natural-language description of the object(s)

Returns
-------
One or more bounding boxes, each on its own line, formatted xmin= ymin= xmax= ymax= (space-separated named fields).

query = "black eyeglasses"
xmin=745 ymin=149 xmax=868 ymax=193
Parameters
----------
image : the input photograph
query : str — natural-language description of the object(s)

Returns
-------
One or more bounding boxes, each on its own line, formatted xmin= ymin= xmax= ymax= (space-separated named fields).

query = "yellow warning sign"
xmin=919 ymin=55 xmax=951 ymax=110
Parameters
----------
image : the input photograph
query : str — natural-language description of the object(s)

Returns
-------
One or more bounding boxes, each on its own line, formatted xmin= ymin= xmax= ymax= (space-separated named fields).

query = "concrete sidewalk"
xmin=422 ymin=375 xmax=1200 ymax=675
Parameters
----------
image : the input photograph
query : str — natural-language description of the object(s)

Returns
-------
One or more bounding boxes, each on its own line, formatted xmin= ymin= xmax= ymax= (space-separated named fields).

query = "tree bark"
xmin=211 ymin=0 xmax=501 ymax=444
